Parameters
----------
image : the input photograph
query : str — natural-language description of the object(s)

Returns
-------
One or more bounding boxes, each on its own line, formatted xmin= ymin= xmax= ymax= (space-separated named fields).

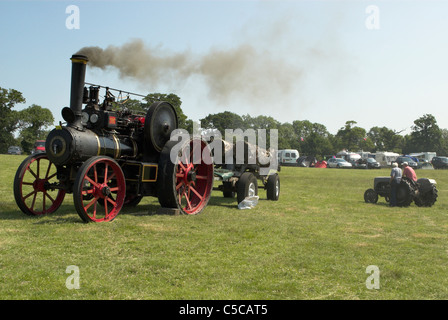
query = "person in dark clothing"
xmin=390 ymin=162 xmax=402 ymax=207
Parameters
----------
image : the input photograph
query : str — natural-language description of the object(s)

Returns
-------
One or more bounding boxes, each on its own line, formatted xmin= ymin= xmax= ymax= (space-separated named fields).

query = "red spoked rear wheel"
xmin=73 ymin=156 xmax=126 ymax=222
xmin=14 ymin=154 xmax=65 ymax=216
xmin=158 ymin=138 xmax=214 ymax=215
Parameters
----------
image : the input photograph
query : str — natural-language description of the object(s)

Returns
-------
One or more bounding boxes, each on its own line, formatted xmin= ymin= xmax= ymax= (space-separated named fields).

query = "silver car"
xmin=327 ymin=158 xmax=353 ymax=168
xmin=7 ymin=146 xmax=22 ymax=155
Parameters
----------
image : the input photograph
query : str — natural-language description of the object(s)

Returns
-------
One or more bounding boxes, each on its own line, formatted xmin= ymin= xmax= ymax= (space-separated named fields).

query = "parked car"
xmin=351 ymin=158 xmax=381 ymax=169
xmin=366 ymin=158 xmax=381 ymax=169
xmin=394 ymin=156 xmax=418 ymax=169
xmin=31 ymin=140 xmax=46 ymax=155
xmin=350 ymin=158 xmax=367 ymax=169
xmin=327 ymin=158 xmax=352 ymax=168
xmin=7 ymin=146 xmax=22 ymax=155
xmin=297 ymin=155 xmax=317 ymax=167
xmin=431 ymin=156 xmax=448 ymax=169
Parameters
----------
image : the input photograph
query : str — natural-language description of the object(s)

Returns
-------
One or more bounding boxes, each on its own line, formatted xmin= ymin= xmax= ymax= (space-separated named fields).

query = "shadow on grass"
xmin=120 ymin=196 xmax=244 ymax=215
xmin=1 ymin=202 xmax=162 ymax=223
xmin=2 ymin=193 xmax=260 ymax=223
xmin=117 ymin=193 xmax=249 ymax=214
xmin=121 ymin=203 xmax=164 ymax=216
xmin=116 ymin=193 xmax=249 ymax=216
xmin=208 ymin=193 xmax=273 ymax=211
xmin=1 ymin=204 xmax=83 ymax=223
xmin=362 ymin=200 xmax=412 ymax=208
xmin=208 ymin=195 xmax=241 ymax=208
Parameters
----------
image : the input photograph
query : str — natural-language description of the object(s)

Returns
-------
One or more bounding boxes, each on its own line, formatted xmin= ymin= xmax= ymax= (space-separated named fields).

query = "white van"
xmin=278 ymin=149 xmax=299 ymax=166
xmin=373 ymin=151 xmax=399 ymax=167
xmin=336 ymin=151 xmax=361 ymax=162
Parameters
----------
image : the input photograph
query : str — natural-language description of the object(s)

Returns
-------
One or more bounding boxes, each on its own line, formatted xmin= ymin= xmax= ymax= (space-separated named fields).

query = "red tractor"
xmin=31 ymin=140 xmax=46 ymax=155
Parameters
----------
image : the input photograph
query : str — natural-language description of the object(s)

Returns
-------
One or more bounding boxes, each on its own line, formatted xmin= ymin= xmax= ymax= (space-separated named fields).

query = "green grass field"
xmin=1 ymin=154 xmax=448 ymax=300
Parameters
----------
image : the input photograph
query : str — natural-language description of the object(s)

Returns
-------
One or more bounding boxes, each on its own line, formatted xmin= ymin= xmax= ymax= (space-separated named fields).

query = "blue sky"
xmin=1 ymin=0 xmax=448 ymax=135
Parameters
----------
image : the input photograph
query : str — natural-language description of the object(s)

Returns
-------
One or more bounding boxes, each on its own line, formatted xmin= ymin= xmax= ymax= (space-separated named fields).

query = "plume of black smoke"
xmin=76 ymin=39 xmax=301 ymax=105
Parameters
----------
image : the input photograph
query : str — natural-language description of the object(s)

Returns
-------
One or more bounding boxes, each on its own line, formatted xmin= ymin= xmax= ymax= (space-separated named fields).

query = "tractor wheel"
xmin=266 ymin=173 xmax=280 ymax=201
xmin=14 ymin=153 xmax=65 ymax=216
xmin=157 ymin=138 xmax=214 ymax=215
xmin=364 ymin=188 xmax=378 ymax=204
xmin=222 ymin=181 xmax=235 ymax=198
xmin=396 ymin=178 xmax=415 ymax=207
xmin=237 ymin=172 xmax=258 ymax=204
xmin=73 ymin=156 xmax=126 ymax=222
xmin=415 ymin=187 xmax=438 ymax=207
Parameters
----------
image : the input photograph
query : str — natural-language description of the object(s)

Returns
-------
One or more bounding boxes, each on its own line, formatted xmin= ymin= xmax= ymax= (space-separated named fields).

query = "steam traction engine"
xmin=13 ymin=55 xmax=214 ymax=222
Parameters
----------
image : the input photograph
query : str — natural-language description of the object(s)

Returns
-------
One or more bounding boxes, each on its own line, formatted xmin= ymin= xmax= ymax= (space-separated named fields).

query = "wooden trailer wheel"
xmin=73 ymin=156 xmax=126 ymax=222
xmin=14 ymin=154 xmax=65 ymax=216
xmin=157 ymin=138 xmax=214 ymax=215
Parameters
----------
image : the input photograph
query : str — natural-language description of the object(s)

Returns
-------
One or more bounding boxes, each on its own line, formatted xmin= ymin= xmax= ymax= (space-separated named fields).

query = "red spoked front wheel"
xmin=158 ymin=138 xmax=214 ymax=215
xmin=14 ymin=154 xmax=65 ymax=216
xmin=73 ymin=156 xmax=126 ymax=222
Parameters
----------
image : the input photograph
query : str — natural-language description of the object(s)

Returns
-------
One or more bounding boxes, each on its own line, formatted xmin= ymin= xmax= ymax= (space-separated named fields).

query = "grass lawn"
xmin=1 ymin=154 xmax=448 ymax=300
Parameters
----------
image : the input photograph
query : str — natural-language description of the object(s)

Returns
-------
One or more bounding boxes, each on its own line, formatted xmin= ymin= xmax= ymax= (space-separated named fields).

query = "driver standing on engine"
xmin=390 ymin=162 xmax=402 ymax=207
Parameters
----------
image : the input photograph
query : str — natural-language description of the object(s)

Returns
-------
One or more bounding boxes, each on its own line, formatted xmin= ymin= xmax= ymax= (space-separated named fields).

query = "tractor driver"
xmin=390 ymin=162 xmax=402 ymax=207
xmin=402 ymin=162 xmax=417 ymax=182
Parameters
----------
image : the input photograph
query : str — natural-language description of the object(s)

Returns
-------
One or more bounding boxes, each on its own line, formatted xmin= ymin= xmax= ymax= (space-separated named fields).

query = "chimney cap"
xmin=70 ymin=54 xmax=88 ymax=63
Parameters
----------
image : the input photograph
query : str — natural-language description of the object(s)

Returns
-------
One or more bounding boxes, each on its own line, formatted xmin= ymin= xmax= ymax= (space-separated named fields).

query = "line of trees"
xmin=0 ymin=87 xmax=54 ymax=154
xmin=199 ymin=112 xmax=448 ymax=158
xmin=138 ymin=93 xmax=448 ymax=158
xmin=3 ymin=86 xmax=448 ymax=159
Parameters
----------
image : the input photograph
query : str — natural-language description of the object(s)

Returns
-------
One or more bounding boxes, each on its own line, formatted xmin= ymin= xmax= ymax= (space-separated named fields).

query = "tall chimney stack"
xmin=68 ymin=54 xmax=88 ymax=129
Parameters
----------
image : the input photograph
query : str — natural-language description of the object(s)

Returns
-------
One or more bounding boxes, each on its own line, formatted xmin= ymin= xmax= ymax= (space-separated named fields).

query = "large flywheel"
xmin=157 ymin=138 xmax=214 ymax=215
